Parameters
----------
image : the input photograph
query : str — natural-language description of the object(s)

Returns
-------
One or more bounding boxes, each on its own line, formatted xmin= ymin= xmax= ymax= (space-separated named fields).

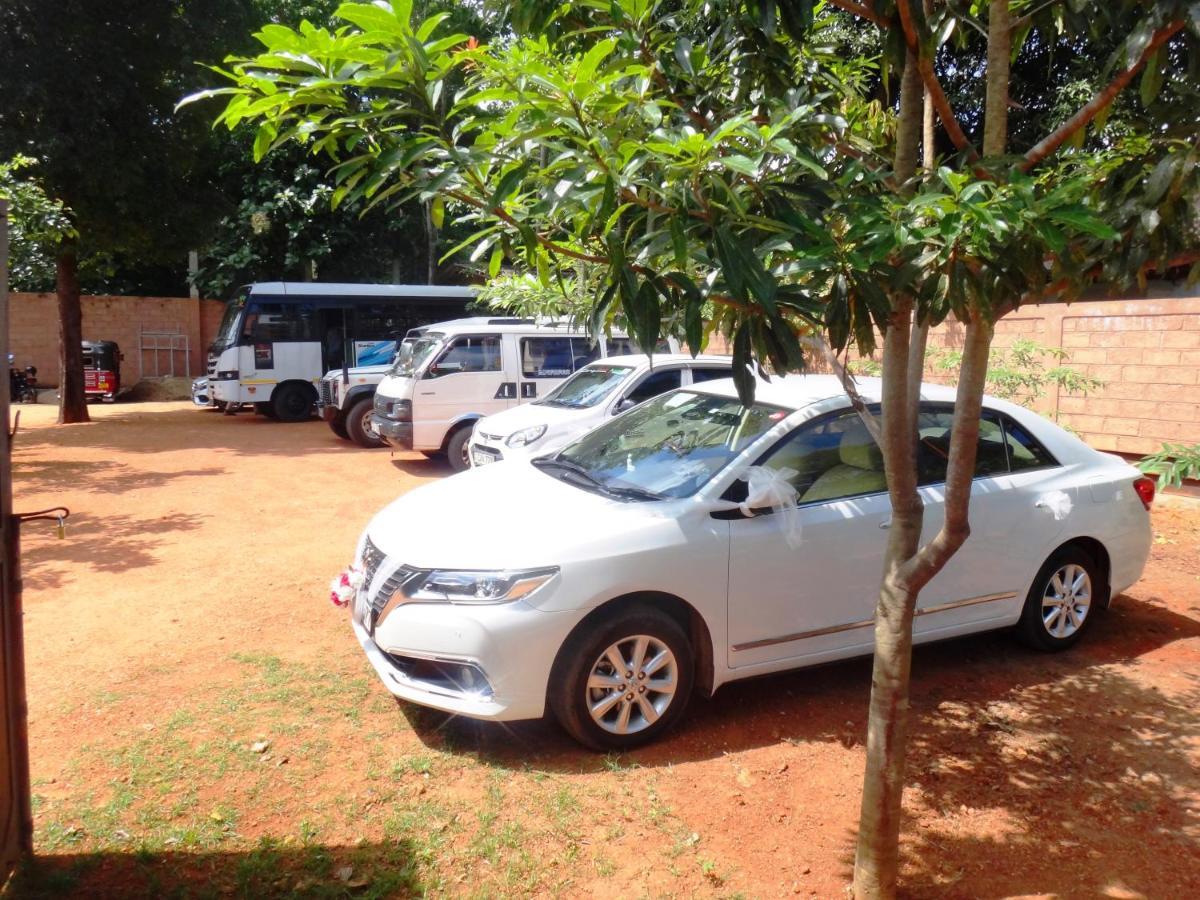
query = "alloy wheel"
xmin=1041 ymin=563 xmax=1091 ymax=639
xmin=585 ymin=635 xmax=678 ymax=735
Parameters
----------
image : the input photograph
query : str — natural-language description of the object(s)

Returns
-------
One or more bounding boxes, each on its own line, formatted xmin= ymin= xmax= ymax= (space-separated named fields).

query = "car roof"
xmin=414 ymin=318 xmax=631 ymax=336
xmin=688 ymin=373 xmax=963 ymax=409
xmin=589 ymin=353 xmax=733 ymax=368
xmin=247 ymin=282 xmax=476 ymax=299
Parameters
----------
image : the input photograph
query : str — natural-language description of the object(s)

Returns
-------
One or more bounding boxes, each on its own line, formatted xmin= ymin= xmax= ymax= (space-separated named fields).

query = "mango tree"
xmin=188 ymin=1 xmax=1200 ymax=895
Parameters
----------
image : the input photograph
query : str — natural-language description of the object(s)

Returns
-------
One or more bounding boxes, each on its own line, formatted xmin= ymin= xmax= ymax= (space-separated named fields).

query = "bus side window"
xmin=241 ymin=303 xmax=317 ymax=343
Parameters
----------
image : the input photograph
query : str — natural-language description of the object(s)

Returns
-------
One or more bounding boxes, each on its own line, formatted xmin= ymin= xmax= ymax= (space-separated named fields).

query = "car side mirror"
xmin=614 ymin=398 xmax=637 ymax=415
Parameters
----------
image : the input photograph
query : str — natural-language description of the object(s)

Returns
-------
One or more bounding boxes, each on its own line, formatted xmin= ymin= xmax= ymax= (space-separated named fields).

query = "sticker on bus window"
xmin=355 ymin=340 xmax=398 ymax=366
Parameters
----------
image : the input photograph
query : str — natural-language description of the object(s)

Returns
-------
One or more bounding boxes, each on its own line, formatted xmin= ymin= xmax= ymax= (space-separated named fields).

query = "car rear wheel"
xmin=550 ymin=606 xmax=693 ymax=751
xmin=346 ymin=397 xmax=384 ymax=448
xmin=1017 ymin=546 xmax=1100 ymax=651
xmin=445 ymin=426 xmax=472 ymax=473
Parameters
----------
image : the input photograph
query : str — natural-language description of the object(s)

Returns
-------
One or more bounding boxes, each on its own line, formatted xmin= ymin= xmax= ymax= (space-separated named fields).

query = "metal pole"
xmin=0 ymin=198 xmax=35 ymax=872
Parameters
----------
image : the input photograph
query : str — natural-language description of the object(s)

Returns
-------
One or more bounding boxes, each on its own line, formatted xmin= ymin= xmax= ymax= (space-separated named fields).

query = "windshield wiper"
xmin=532 ymin=458 xmax=659 ymax=501
xmin=599 ymin=483 xmax=663 ymax=502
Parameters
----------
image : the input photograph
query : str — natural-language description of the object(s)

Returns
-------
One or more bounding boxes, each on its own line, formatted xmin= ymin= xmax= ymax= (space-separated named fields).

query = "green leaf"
xmin=669 ymin=215 xmax=689 ymax=268
xmin=674 ymin=37 xmax=694 ymax=75
xmin=1139 ymin=48 xmax=1164 ymax=108
xmin=430 ymin=196 xmax=444 ymax=228
xmin=1050 ymin=208 xmax=1120 ymax=240
xmin=490 ymin=162 xmax=529 ymax=208
xmin=488 ymin=243 xmax=504 ymax=279
xmin=731 ymin=321 xmax=756 ymax=406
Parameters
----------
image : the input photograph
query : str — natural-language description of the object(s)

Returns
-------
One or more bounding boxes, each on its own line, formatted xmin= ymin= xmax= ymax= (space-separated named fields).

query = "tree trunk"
xmin=423 ymin=201 xmax=437 ymax=285
xmin=55 ymin=247 xmax=89 ymax=425
xmin=983 ymin=0 xmax=1012 ymax=158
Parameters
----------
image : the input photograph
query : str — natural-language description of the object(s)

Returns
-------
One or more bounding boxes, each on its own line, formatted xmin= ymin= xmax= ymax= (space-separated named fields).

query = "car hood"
xmin=476 ymin=401 xmax=595 ymax=438
xmin=364 ymin=460 xmax=686 ymax=570
xmin=324 ymin=364 xmax=390 ymax=380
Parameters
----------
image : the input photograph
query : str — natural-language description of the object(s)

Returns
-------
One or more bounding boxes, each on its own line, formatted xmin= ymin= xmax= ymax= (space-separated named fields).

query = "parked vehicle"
xmin=82 ymin=340 xmax=122 ymax=402
xmin=191 ymin=377 xmax=211 ymax=408
xmin=206 ymin=282 xmax=475 ymax=421
xmin=344 ymin=374 xmax=1154 ymax=750
xmin=369 ymin=318 xmax=667 ymax=471
xmin=468 ymin=353 xmax=733 ymax=467
xmin=7 ymin=355 xmax=38 ymax=404
xmin=318 ymin=330 xmax=426 ymax=448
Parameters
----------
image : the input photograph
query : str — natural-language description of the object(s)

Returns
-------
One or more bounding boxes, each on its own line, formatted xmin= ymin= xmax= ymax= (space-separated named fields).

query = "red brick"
xmin=1102 ymin=417 xmax=1141 ymax=436
xmin=1104 ymin=349 xmax=1145 ymax=365
xmin=1141 ymin=350 xmax=1182 ymax=366
xmin=1162 ymin=331 xmax=1200 ymax=348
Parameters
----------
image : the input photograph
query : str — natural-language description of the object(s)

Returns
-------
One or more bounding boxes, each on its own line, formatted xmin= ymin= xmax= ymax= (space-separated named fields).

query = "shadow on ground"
xmin=11 ymin=840 xmax=422 ymax=899
xmin=402 ymin=594 xmax=1200 ymax=897
xmin=20 ymin=512 xmax=207 ymax=590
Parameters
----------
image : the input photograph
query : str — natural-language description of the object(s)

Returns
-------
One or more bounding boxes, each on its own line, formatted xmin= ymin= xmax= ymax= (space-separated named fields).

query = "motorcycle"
xmin=8 ymin=354 xmax=38 ymax=404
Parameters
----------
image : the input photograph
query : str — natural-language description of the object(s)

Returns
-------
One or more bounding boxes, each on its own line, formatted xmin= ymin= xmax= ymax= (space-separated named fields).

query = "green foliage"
xmin=0 ymin=156 xmax=76 ymax=290
xmin=189 ymin=0 xmax=1200 ymax=401
xmin=1138 ymin=443 xmax=1200 ymax=489
xmin=928 ymin=337 xmax=1104 ymax=404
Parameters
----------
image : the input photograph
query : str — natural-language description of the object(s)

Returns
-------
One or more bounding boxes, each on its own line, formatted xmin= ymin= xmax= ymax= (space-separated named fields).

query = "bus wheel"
xmin=272 ymin=383 xmax=314 ymax=422
xmin=346 ymin=397 xmax=384 ymax=448
xmin=255 ymin=401 xmax=277 ymax=419
xmin=445 ymin=426 xmax=472 ymax=473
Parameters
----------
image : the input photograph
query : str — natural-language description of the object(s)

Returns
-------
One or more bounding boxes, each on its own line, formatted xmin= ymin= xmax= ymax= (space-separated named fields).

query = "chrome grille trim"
xmin=318 ymin=379 xmax=333 ymax=407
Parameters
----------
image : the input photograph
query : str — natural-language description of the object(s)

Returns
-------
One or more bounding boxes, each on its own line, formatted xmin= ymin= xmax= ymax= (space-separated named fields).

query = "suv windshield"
xmin=388 ymin=334 xmax=443 ymax=377
xmin=538 ymin=390 xmax=787 ymax=500
xmin=538 ymin=365 xmax=635 ymax=409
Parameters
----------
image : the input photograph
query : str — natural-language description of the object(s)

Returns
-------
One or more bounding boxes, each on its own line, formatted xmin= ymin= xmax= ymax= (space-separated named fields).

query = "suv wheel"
xmin=346 ymin=397 xmax=384 ymax=448
xmin=550 ymin=606 xmax=694 ymax=751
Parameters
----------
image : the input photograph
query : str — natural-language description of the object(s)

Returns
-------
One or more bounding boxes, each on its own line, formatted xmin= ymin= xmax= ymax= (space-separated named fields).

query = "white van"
xmin=370 ymin=318 xmax=671 ymax=471
xmin=467 ymin=353 xmax=733 ymax=467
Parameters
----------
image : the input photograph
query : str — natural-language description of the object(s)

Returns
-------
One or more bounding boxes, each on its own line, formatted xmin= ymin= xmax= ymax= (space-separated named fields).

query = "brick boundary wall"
xmin=705 ymin=287 xmax=1200 ymax=455
xmin=7 ymin=293 xmax=226 ymax=387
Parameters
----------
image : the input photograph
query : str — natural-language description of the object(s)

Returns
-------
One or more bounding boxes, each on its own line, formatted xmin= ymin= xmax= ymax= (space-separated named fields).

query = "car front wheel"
xmin=1017 ymin=546 xmax=1100 ymax=651
xmin=550 ymin=606 xmax=694 ymax=751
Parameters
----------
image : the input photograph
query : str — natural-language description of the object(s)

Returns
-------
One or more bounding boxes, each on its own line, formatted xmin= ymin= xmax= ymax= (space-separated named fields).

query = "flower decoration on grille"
xmin=329 ymin=565 xmax=364 ymax=607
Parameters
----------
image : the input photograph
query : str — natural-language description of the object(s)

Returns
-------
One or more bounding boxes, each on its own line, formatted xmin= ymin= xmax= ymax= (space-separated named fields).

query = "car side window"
xmin=522 ymin=337 xmax=579 ymax=378
xmin=624 ymin=369 xmax=683 ymax=405
xmin=1003 ymin=417 xmax=1058 ymax=471
xmin=689 ymin=366 xmax=732 ymax=384
xmin=916 ymin=407 xmax=1011 ymax=484
xmin=759 ymin=410 xmax=887 ymax=504
xmin=428 ymin=335 xmax=501 ymax=376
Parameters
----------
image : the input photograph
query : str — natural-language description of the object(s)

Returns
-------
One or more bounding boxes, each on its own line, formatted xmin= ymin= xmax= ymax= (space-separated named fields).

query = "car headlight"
xmin=404 ymin=567 xmax=559 ymax=604
xmin=506 ymin=424 xmax=547 ymax=447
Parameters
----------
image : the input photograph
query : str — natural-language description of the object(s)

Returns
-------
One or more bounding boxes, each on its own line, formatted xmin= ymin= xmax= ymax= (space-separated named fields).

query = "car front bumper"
xmin=191 ymin=379 xmax=213 ymax=407
xmin=371 ymin=415 xmax=412 ymax=450
xmin=349 ymin=591 xmax=577 ymax=722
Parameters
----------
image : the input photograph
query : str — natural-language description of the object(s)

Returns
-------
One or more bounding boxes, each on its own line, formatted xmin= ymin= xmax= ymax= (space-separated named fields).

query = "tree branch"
xmin=799 ymin=336 xmax=884 ymax=444
xmin=1020 ymin=20 xmax=1185 ymax=172
xmin=825 ymin=0 xmax=888 ymax=27
xmin=896 ymin=0 xmax=981 ymax=163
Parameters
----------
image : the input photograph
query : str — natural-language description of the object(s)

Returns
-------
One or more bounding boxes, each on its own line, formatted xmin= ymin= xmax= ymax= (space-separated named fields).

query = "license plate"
xmin=471 ymin=448 xmax=497 ymax=467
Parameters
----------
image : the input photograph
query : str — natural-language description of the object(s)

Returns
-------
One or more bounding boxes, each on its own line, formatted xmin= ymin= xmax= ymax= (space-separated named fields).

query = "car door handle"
xmin=879 ymin=519 xmax=892 ymax=529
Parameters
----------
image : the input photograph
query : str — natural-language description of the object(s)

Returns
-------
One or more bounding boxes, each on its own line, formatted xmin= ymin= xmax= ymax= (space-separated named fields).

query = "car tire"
xmin=272 ymin=382 xmax=314 ymax=422
xmin=550 ymin=605 xmax=694 ymax=751
xmin=1017 ymin=546 xmax=1101 ymax=651
xmin=328 ymin=416 xmax=349 ymax=440
xmin=346 ymin=397 xmax=384 ymax=448
xmin=255 ymin=401 xmax=277 ymax=419
xmin=445 ymin=426 xmax=473 ymax=473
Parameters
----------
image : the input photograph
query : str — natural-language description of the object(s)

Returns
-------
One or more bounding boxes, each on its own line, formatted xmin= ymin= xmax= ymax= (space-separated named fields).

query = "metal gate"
xmin=139 ymin=327 xmax=190 ymax=379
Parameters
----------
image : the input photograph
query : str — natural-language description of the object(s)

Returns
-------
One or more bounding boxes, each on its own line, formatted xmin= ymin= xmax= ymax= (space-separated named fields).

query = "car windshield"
xmin=538 ymin=365 xmax=635 ymax=409
xmin=388 ymin=334 xmax=443 ymax=376
xmin=211 ymin=292 xmax=247 ymax=352
xmin=539 ymin=390 xmax=787 ymax=500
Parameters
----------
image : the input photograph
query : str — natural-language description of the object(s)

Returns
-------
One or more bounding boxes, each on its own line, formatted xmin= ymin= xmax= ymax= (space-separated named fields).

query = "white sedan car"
xmin=346 ymin=375 xmax=1154 ymax=750
xmin=467 ymin=353 xmax=734 ymax=467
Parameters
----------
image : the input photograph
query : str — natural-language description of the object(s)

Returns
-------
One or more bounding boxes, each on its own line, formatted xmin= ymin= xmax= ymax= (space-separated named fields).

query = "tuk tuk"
xmin=82 ymin=340 xmax=122 ymax=401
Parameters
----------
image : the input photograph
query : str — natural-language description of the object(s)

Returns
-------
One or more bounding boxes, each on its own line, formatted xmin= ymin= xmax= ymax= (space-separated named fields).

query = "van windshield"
xmin=538 ymin=365 xmax=635 ymax=409
xmin=389 ymin=334 xmax=444 ymax=376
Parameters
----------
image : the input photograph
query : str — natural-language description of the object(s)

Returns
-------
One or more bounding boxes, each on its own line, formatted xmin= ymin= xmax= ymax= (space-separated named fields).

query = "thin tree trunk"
xmin=424 ymin=201 xmax=436 ymax=285
xmin=983 ymin=0 xmax=1011 ymax=158
xmin=56 ymin=247 xmax=89 ymax=425
xmin=852 ymin=43 xmax=924 ymax=900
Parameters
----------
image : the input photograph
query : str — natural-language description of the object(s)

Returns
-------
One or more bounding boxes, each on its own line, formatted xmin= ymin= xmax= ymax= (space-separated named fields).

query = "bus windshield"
xmin=212 ymin=293 xmax=247 ymax=352
xmin=389 ymin=334 xmax=444 ymax=377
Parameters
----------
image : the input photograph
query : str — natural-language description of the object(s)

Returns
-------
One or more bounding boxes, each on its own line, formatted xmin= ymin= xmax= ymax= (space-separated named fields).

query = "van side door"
xmin=411 ymin=333 xmax=509 ymax=450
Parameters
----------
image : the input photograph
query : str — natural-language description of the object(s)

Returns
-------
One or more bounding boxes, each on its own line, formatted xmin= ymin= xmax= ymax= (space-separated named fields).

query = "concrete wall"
xmin=7 ymin=293 xmax=226 ymax=386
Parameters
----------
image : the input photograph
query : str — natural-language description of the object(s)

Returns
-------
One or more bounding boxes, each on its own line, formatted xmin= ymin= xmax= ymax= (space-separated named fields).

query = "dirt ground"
xmin=8 ymin=401 xmax=1200 ymax=898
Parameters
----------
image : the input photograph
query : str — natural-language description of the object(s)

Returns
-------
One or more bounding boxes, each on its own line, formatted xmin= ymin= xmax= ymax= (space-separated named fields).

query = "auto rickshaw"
xmin=82 ymin=340 xmax=123 ymax=402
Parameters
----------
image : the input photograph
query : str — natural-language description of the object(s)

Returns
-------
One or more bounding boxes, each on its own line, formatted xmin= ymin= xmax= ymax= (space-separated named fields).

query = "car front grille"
xmin=318 ymin=379 xmax=333 ymax=407
xmin=207 ymin=354 xmax=217 ymax=377
xmin=359 ymin=536 xmax=421 ymax=632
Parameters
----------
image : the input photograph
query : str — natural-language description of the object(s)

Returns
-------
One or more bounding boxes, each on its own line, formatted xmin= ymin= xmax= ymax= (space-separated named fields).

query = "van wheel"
xmin=550 ymin=606 xmax=693 ymax=751
xmin=445 ymin=427 xmax=472 ymax=473
xmin=272 ymin=383 xmax=314 ymax=422
xmin=346 ymin=397 xmax=384 ymax=448
xmin=328 ymin=416 xmax=349 ymax=440
xmin=1017 ymin=546 xmax=1100 ymax=651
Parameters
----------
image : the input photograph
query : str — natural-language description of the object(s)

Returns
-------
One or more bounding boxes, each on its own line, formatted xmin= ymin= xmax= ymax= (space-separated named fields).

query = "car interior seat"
xmin=800 ymin=421 xmax=887 ymax=502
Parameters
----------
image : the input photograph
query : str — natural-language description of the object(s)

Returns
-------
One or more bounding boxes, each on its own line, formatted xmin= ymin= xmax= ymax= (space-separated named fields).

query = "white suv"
xmin=467 ymin=353 xmax=733 ymax=467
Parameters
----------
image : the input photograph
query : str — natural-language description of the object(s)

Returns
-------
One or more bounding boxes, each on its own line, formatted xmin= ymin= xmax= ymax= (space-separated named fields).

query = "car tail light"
xmin=1133 ymin=476 xmax=1155 ymax=510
